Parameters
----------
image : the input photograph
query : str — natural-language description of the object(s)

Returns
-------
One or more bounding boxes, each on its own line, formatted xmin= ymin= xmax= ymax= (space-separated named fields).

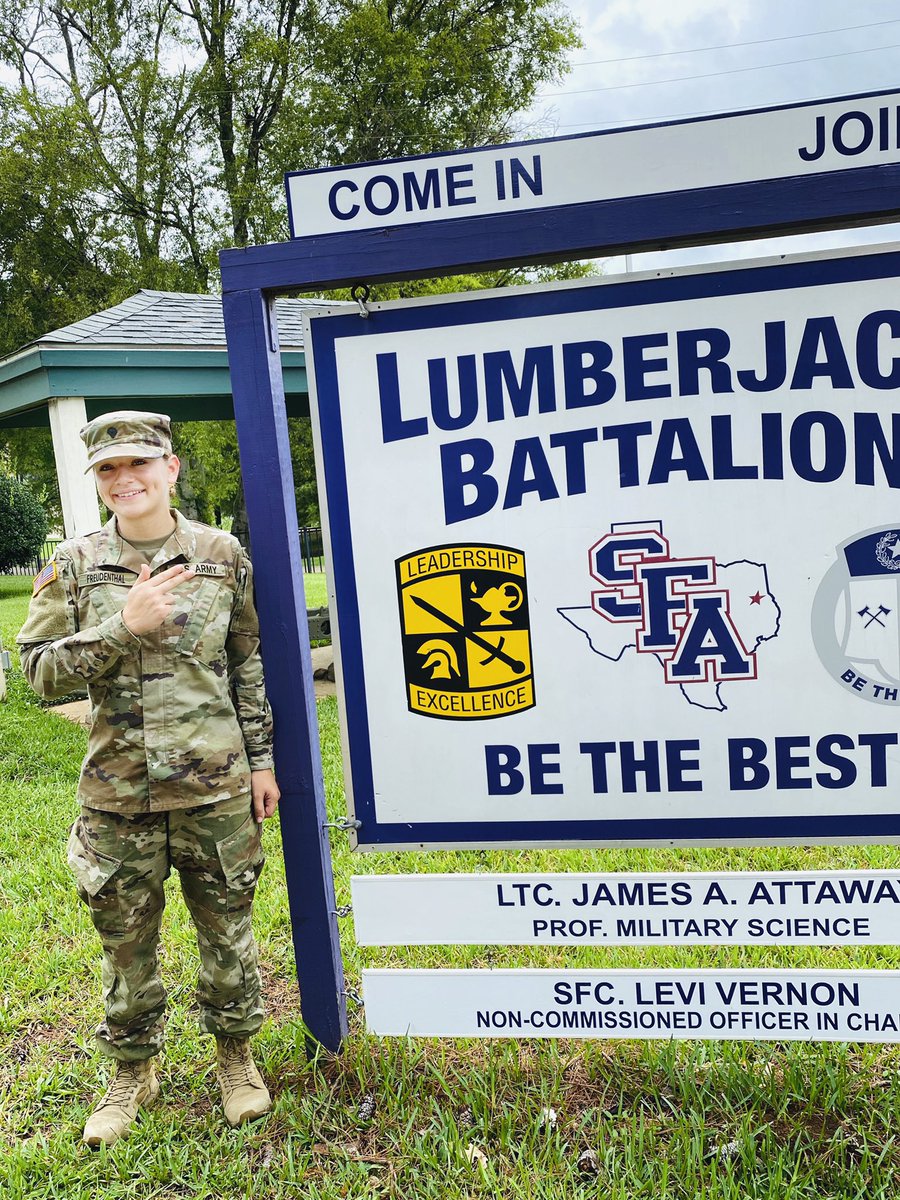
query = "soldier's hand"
xmin=122 ymin=562 xmax=195 ymax=635
xmin=251 ymin=769 xmax=281 ymax=822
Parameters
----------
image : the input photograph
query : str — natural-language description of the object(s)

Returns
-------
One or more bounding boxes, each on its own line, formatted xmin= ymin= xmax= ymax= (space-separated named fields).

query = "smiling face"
xmin=93 ymin=453 xmax=180 ymax=537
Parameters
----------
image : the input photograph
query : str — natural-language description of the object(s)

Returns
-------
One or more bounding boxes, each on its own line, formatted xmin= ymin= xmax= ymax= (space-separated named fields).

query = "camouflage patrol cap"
xmin=80 ymin=410 xmax=172 ymax=473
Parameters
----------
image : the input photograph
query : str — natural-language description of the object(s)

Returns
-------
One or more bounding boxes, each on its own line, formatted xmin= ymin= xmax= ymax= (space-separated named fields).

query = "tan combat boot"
xmin=82 ymin=1059 xmax=159 ymax=1148
xmin=215 ymin=1036 xmax=271 ymax=1126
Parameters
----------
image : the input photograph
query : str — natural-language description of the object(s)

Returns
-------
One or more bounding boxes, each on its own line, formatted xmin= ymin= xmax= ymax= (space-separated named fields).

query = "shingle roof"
xmin=35 ymin=290 xmax=344 ymax=349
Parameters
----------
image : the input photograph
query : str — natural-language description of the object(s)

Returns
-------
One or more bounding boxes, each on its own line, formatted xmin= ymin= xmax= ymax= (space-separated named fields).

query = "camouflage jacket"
xmin=17 ymin=512 xmax=274 ymax=813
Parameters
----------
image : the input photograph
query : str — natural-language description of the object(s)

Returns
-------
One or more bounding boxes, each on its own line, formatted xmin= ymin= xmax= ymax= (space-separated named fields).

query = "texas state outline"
xmin=557 ymin=559 xmax=782 ymax=712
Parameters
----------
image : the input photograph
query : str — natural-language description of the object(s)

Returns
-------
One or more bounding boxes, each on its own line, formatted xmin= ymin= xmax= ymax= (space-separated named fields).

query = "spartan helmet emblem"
xmin=417 ymin=639 xmax=461 ymax=680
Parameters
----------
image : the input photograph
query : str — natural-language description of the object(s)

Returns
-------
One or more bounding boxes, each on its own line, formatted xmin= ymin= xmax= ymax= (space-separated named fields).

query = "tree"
xmin=0 ymin=472 xmax=49 ymax=571
xmin=281 ymin=0 xmax=578 ymax=170
xmin=174 ymin=416 xmax=321 ymax=530
xmin=0 ymin=1 xmax=579 ymax=264
xmin=0 ymin=93 xmax=116 ymax=357
xmin=0 ymin=0 xmax=582 ymax=525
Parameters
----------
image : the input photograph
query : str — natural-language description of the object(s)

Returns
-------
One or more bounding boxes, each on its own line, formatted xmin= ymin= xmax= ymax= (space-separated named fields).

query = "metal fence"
xmin=299 ymin=526 xmax=325 ymax=572
xmin=2 ymin=538 xmax=62 ymax=577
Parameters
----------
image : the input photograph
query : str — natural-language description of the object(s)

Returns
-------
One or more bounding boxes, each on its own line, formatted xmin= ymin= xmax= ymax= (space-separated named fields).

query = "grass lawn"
xmin=3 ymin=573 xmax=900 ymax=1197
xmin=303 ymin=571 xmax=328 ymax=611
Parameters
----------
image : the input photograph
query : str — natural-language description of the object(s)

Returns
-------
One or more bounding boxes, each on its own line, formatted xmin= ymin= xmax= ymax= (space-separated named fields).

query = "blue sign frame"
xmin=219 ymin=89 xmax=900 ymax=1049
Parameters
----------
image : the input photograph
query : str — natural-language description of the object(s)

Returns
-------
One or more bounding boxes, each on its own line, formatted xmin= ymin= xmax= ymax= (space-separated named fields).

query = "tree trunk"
xmin=175 ymin=456 xmax=207 ymax=522
xmin=231 ymin=479 xmax=250 ymax=553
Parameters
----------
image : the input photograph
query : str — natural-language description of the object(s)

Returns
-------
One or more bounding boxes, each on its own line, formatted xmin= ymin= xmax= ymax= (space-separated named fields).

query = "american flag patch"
xmin=32 ymin=561 xmax=58 ymax=595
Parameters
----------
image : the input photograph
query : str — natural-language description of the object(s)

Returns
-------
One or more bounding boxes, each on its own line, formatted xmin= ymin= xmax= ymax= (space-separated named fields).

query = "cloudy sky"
xmin=522 ymin=0 xmax=900 ymax=271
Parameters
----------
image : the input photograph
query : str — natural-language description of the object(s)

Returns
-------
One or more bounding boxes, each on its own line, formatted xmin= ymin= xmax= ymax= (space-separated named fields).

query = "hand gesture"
xmin=122 ymin=563 xmax=194 ymax=635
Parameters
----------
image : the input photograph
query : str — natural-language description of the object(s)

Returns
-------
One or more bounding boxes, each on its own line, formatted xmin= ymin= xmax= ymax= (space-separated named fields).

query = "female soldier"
xmin=17 ymin=411 xmax=280 ymax=1147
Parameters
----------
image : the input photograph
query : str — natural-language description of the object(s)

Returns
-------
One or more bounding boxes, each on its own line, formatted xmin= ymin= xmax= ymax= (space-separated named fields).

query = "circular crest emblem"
xmin=812 ymin=527 xmax=900 ymax=705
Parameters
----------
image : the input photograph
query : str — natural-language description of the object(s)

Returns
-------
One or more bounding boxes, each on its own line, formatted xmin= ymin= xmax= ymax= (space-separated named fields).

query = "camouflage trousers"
xmin=66 ymin=793 xmax=265 ymax=1062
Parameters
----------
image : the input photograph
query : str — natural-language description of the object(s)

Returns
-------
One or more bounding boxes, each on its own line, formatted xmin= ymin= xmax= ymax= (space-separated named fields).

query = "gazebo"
xmin=0 ymin=290 xmax=327 ymax=537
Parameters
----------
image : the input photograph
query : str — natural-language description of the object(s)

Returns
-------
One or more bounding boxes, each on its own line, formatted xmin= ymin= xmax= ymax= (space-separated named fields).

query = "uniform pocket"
xmin=66 ymin=820 xmax=124 ymax=936
xmin=176 ymin=578 xmax=234 ymax=657
xmin=215 ymin=814 xmax=265 ymax=912
xmin=81 ymin=581 xmax=130 ymax=625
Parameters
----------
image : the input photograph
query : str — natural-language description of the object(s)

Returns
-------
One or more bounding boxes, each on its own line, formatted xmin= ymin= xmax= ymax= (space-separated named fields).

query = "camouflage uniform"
xmin=17 ymin=510 xmax=274 ymax=1060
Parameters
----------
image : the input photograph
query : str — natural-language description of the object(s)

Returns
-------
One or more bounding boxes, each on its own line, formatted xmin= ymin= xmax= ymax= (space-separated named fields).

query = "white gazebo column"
xmin=48 ymin=397 xmax=102 ymax=538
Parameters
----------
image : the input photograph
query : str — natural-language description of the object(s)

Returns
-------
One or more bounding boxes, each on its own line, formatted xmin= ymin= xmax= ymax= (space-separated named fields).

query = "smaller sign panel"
xmin=352 ymin=872 xmax=900 ymax=945
xmin=286 ymin=88 xmax=900 ymax=238
xmin=363 ymin=969 xmax=900 ymax=1041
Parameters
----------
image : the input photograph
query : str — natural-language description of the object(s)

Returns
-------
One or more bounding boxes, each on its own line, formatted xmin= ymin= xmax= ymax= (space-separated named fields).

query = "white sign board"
xmin=352 ymin=871 xmax=900 ymax=945
xmin=363 ymin=969 xmax=900 ymax=1041
xmin=306 ymin=245 xmax=900 ymax=849
xmin=286 ymin=90 xmax=900 ymax=237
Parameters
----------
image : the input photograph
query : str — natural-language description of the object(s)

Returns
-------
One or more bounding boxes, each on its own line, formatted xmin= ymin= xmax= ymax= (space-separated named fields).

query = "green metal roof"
xmin=0 ymin=290 xmax=336 ymax=427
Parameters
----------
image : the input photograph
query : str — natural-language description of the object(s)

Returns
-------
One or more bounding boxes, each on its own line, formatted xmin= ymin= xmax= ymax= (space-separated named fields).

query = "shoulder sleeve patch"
xmin=32 ymin=561 xmax=58 ymax=596
xmin=18 ymin=556 xmax=76 ymax=645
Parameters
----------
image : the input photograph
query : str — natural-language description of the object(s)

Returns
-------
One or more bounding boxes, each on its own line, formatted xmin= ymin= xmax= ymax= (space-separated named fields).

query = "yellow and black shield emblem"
xmin=396 ymin=543 xmax=535 ymax=720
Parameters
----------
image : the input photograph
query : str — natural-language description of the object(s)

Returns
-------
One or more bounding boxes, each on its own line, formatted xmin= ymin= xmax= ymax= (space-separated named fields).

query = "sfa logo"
xmin=559 ymin=523 xmax=778 ymax=710
xmin=590 ymin=528 xmax=757 ymax=685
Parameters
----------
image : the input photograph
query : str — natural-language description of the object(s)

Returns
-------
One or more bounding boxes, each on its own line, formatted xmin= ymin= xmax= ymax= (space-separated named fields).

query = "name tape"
xmin=83 ymin=570 xmax=129 ymax=586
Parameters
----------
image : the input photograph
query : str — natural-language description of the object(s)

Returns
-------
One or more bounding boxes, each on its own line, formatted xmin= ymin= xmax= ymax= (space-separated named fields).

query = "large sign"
xmin=286 ymin=89 xmax=900 ymax=238
xmin=307 ymin=246 xmax=900 ymax=849
xmin=362 ymin=969 xmax=900 ymax=1041
xmin=352 ymin=871 xmax=900 ymax=945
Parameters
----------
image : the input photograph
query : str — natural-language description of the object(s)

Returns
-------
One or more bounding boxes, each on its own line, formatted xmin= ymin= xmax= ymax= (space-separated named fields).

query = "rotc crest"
xmin=812 ymin=528 xmax=900 ymax=705
xmin=396 ymin=543 xmax=535 ymax=720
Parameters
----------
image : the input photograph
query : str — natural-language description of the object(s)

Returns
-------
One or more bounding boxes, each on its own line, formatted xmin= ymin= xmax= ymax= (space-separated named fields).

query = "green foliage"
xmin=174 ymin=418 xmax=321 ymax=530
xmin=288 ymin=417 xmax=320 ymax=525
xmin=320 ymin=259 xmax=596 ymax=306
xmin=0 ymin=84 xmax=210 ymax=358
xmin=172 ymin=421 xmax=241 ymax=525
xmin=0 ymin=429 xmax=61 ymax=526
xmin=274 ymin=0 xmax=579 ymax=171
xmin=0 ymin=0 xmax=580 ymax=290
xmin=0 ymin=95 xmax=114 ymax=358
xmin=0 ymin=1 xmax=585 ymax=527
xmin=0 ymin=472 xmax=48 ymax=571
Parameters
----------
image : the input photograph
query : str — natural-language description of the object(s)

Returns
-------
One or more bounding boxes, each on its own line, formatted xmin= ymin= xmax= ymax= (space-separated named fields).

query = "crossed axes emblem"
xmin=859 ymin=604 xmax=891 ymax=628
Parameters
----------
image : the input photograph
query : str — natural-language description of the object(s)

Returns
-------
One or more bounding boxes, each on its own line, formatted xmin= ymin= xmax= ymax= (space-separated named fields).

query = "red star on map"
xmin=749 ymin=592 xmax=763 ymax=605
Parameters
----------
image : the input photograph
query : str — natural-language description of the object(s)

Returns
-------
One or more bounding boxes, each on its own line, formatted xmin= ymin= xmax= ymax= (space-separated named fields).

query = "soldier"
xmin=16 ymin=411 xmax=281 ymax=1148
